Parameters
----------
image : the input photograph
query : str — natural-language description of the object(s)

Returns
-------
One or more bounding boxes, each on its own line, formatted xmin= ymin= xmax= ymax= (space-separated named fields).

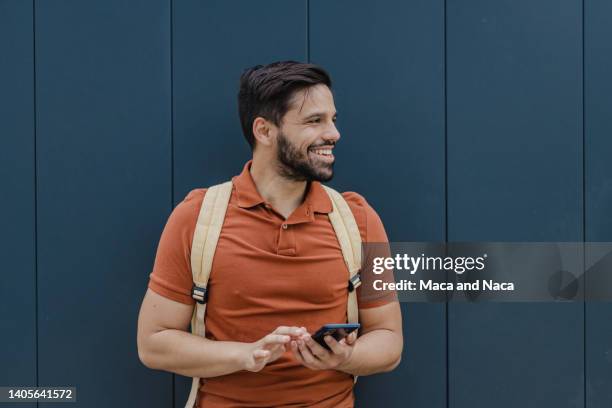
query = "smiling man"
xmin=137 ymin=61 xmax=403 ymax=407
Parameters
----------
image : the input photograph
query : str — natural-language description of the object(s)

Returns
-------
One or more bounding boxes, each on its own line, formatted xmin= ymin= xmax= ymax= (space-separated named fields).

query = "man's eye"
xmin=309 ymin=118 xmax=321 ymax=124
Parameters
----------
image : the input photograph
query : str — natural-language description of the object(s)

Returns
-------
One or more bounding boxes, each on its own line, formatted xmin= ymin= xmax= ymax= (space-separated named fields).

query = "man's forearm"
xmin=337 ymin=329 xmax=402 ymax=376
xmin=140 ymin=328 xmax=246 ymax=378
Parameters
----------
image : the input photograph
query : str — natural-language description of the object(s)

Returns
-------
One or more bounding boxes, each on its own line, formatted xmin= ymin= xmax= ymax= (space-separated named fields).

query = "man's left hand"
xmin=290 ymin=328 xmax=357 ymax=371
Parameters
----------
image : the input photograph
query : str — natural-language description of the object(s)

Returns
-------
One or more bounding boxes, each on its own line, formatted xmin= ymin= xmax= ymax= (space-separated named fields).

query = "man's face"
xmin=274 ymin=84 xmax=340 ymax=182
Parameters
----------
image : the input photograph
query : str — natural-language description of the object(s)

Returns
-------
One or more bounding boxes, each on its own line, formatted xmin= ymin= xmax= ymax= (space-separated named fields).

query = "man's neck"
xmin=250 ymin=158 xmax=307 ymax=219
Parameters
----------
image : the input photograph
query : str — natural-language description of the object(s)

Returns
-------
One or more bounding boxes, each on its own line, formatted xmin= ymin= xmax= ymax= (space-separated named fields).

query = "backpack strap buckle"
xmin=192 ymin=285 xmax=208 ymax=304
xmin=347 ymin=274 xmax=361 ymax=292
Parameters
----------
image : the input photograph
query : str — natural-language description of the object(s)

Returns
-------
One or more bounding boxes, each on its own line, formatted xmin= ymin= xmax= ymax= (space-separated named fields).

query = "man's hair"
xmin=238 ymin=61 xmax=332 ymax=149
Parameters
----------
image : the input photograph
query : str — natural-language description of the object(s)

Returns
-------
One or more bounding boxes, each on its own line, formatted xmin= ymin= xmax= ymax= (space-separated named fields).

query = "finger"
xmin=304 ymin=335 xmax=331 ymax=359
xmin=290 ymin=340 xmax=306 ymax=364
xmin=292 ymin=341 xmax=318 ymax=370
xmin=324 ymin=335 xmax=345 ymax=355
xmin=298 ymin=339 xmax=323 ymax=368
xmin=274 ymin=326 xmax=306 ymax=337
xmin=263 ymin=334 xmax=291 ymax=345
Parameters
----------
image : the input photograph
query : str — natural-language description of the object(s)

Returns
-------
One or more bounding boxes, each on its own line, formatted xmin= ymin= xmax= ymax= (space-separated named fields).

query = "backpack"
xmin=184 ymin=181 xmax=363 ymax=408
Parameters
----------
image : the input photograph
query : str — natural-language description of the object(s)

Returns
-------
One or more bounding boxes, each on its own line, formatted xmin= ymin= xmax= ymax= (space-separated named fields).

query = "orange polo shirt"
xmin=148 ymin=161 xmax=397 ymax=407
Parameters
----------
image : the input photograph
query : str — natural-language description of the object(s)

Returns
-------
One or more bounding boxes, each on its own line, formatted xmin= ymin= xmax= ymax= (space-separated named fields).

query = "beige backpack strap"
xmin=322 ymin=186 xmax=362 ymax=325
xmin=323 ymin=186 xmax=363 ymax=384
xmin=185 ymin=181 xmax=233 ymax=408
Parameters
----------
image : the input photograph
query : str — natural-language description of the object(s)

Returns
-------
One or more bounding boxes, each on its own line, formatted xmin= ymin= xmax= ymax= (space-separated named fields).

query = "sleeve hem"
xmin=358 ymin=295 xmax=399 ymax=310
xmin=148 ymin=280 xmax=195 ymax=306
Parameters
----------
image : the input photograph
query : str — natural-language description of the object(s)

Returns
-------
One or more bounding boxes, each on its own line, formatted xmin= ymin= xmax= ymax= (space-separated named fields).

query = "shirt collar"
xmin=232 ymin=160 xmax=333 ymax=214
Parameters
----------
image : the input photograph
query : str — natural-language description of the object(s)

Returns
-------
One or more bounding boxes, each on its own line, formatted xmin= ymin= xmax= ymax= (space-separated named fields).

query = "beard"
xmin=276 ymin=131 xmax=335 ymax=182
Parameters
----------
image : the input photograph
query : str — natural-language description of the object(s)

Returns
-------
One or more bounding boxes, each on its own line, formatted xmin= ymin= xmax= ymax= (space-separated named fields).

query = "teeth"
xmin=311 ymin=149 xmax=332 ymax=155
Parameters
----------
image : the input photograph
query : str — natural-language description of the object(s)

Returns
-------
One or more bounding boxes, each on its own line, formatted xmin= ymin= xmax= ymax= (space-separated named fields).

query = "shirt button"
xmin=282 ymin=224 xmax=288 ymax=229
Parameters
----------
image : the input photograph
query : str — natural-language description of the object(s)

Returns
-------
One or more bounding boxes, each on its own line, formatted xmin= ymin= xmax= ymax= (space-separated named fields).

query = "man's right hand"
xmin=138 ymin=290 xmax=309 ymax=378
xmin=242 ymin=326 xmax=306 ymax=372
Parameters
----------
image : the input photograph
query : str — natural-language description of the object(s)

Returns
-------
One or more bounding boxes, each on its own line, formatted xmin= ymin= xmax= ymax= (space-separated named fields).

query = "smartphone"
xmin=311 ymin=323 xmax=361 ymax=351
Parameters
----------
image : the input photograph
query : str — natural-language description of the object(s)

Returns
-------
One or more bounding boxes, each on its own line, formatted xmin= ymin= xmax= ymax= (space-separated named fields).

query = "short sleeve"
xmin=342 ymin=192 xmax=398 ymax=309
xmin=147 ymin=189 xmax=206 ymax=305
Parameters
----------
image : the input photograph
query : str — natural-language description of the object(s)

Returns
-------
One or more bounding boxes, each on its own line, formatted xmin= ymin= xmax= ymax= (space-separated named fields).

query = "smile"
xmin=310 ymin=148 xmax=333 ymax=156
xmin=308 ymin=148 xmax=335 ymax=163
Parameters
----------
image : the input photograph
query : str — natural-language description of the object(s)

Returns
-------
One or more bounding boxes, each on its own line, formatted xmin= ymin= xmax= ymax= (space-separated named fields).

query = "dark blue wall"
xmin=447 ymin=1 xmax=584 ymax=406
xmin=0 ymin=0 xmax=609 ymax=407
xmin=1 ymin=2 xmax=36 ymax=408
xmin=35 ymin=1 xmax=172 ymax=407
xmin=585 ymin=0 xmax=612 ymax=406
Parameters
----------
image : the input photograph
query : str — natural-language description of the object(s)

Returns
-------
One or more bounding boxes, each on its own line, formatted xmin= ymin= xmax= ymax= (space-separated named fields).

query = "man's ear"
xmin=252 ymin=117 xmax=276 ymax=147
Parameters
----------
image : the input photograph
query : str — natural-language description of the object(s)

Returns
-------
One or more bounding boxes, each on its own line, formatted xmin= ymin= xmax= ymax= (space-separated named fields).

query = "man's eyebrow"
xmin=303 ymin=111 xmax=338 ymax=120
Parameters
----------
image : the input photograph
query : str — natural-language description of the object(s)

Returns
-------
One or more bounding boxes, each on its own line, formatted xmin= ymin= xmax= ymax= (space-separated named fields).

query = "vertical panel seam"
xmin=170 ymin=0 xmax=175 ymax=209
xmin=33 ymin=0 xmax=39 ymax=403
xmin=443 ymin=1 xmax=449 ymax=408
xmin=306 ymin=0 xmax=310 ymax=62
xmin=581 ymin=0 xmax=586 ymax=406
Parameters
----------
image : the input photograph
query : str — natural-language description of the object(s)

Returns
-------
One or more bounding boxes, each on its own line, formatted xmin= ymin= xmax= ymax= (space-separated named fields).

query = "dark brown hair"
xmin=238 ymin=61 xmax=332 ymax=149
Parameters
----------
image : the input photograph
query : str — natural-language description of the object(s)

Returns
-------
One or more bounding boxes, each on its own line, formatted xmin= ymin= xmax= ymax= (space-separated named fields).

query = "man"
xmin=137 ymin=61 xmax=402 ymax=407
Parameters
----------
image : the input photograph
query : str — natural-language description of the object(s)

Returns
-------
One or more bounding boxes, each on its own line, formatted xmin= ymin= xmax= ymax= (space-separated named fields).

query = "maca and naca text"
xmin=373 ymin=279 xmax=515 ymax=291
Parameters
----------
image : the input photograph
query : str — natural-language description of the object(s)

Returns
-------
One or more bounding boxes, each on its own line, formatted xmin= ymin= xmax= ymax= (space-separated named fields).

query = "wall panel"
xmin=0 ymin=3 xmax=36 ymax=407
xmin=585 ymin=0 xmax=612 ymax=406
xmin=36 ymin=1 xmax=172 ymax=406
xmin=447 ymin=0 xmax=584 ymax=407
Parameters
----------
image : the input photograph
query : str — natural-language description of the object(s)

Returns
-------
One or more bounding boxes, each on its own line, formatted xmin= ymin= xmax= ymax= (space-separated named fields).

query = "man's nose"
xmin=325 ymin=122 xmax=341 ymax=143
